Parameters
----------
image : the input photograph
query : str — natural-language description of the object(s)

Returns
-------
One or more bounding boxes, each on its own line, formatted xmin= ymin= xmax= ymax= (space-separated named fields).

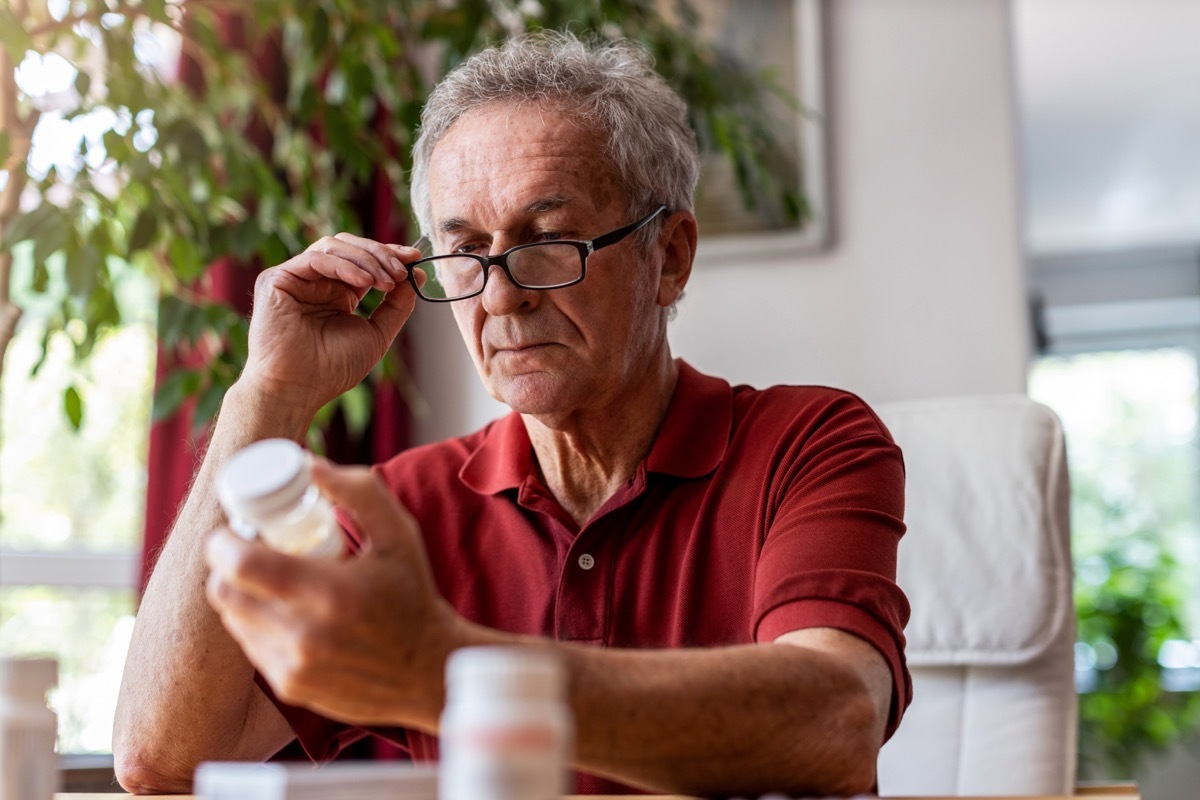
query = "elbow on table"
xmin=785 ymin=685 xmax=884 ymax=797
xmin=113 ymin=741 xmax=198 ymax=795
xmin=829 ymin=693 xmax=886 ymax=796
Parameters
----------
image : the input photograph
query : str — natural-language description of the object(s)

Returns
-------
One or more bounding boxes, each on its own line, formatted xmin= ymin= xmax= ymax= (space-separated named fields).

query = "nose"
xmin=480 ymin=260 xmax=540 ymax=316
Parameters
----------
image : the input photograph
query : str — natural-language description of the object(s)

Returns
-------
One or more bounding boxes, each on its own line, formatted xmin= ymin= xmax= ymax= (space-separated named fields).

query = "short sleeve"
xmin=750 ymin=393 xmax=913 ymax=739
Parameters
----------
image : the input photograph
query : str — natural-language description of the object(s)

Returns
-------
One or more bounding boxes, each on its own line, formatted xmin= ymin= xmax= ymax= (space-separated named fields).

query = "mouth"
xmin=493 ymin=342 xmax=554 ymax=353
xmin=488 ymin=342 xmax=563 ymax=367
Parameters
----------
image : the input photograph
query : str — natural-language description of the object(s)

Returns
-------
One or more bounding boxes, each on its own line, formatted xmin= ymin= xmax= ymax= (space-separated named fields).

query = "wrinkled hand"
xmin=204 ymin=459 xmax=460 ymax=729
xmin=240 ymin=233 xmax=424 ymax=415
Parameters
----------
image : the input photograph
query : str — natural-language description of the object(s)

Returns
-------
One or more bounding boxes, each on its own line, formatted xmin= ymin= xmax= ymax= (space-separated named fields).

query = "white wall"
xmin=673 ymin=0 xmax=1029 ymax=404
xmin=409 ymin=0 xmax=1031 ymax=444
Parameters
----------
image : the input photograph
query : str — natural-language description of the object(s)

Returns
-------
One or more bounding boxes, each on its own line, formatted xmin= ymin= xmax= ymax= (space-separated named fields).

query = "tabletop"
xmin=52 ymin=794 xmax=1141 ymax=800
xmin=52 ymin=782 xmax=1141 ymax=800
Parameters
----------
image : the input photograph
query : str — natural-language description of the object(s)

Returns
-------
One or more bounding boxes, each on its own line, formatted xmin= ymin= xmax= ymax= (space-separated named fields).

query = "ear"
xmin=656 ymin=210 xmax=698 ymax=308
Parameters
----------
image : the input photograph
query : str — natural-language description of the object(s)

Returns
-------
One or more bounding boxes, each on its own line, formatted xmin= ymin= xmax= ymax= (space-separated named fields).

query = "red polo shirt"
xmin=269 ymin=360 xmax=911 ymax=793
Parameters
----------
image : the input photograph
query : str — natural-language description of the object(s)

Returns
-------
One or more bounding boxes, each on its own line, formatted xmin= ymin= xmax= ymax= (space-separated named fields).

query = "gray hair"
xmin=410 ymin=31 xmax=700 ymax=247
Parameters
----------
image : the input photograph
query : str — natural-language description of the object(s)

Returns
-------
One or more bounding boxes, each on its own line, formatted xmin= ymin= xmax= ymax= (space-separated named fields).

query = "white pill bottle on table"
xmin=216 ymin=438 xmax=344 ymax=558
xmin=0 ymin=657 xmax=58 ymax=800
xmin=439 ymin=647 xmax=573 ymax=800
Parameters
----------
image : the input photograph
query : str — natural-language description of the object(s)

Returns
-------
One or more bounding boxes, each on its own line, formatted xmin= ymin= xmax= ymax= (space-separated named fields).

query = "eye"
xmin=453 ymin=242 xmax=485 ymax=255
xmin=536 ymin=231 xmax=564 ymax=242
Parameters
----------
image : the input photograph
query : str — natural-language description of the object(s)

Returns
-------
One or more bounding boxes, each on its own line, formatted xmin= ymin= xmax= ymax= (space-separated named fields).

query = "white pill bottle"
xmin=0 ymin=657 xmax=58 ymax=800
xmin=216 ymin=438 xmax=344 ymax=558
xmin=439 ymin=647 xmax=573 ymax=800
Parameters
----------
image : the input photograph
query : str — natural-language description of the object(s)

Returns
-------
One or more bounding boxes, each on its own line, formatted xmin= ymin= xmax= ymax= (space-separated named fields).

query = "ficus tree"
xmin=0 ymin=0 xmax=801 ymax=443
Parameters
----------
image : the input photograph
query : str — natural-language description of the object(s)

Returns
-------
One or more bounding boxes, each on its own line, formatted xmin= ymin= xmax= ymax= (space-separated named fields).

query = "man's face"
xmin=425 ymin=103 xmax=675 ymax=419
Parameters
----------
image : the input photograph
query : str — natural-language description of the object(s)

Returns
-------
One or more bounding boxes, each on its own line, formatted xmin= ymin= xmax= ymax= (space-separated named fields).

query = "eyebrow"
xmin=522 ymin=195 xmax=574 ymax=215
xmin=435 ymin=195 xmax=577 ymax=235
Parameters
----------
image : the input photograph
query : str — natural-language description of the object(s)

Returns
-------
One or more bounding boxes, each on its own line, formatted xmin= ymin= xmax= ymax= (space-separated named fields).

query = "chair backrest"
xmin=875 ymin=395 xmax=1077 ymax=796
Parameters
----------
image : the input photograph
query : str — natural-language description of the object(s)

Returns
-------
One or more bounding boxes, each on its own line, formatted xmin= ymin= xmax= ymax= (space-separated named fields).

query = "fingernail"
xmin=390 ymin=257 xmax=404 ymax=272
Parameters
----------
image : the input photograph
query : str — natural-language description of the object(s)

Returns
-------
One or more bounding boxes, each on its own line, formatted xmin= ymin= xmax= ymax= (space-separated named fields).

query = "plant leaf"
xmin=32 ymin=212 xmax=69 ymax=269
xmin=74 ymin=68 xmax=91 ymax=98
xmin=168 ymin=236 xmax=204 ymax=281
xmin=152 ymin=368 xmax=203 ymax=422
xmin=2 ymin=204 xmax=56 ymax=251
xmin=63 ymin=385 xmax=84 ymax=431
xmin=66 ymin=244 xmax=102 ymax=301
xmin=143 ymin=0 xmax=170 ymax=23
xmin=128 ymin=207 xmax=159 ymax=255
xmin=0 ymin=5 xmax=33 ymax=58
xmin=191 ymin=381 xmax=225 ymax=436
xmin=340 ymin=382 xmax=371 ymax=439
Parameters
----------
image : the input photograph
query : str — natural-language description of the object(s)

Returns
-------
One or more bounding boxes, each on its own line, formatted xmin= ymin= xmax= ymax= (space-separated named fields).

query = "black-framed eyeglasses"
xmin=407 ymin=204 xmax=668 ymax=302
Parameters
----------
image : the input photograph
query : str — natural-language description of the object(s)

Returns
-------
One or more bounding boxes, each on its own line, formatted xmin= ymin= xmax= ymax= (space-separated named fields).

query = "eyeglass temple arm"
xmin=590 ymin=205 xmax=668 ymax=251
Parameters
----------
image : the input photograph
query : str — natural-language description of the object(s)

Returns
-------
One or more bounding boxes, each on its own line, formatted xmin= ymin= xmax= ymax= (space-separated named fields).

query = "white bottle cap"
xmin=217 ymin=438 xmax=311 ymax=526
xmin=445 ymin=647 xmax=565 ymax=705
xmin=0 ymin=657 xmax=58 ymax=699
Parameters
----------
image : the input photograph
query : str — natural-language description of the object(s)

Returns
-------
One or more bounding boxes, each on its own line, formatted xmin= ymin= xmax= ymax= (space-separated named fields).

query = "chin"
xmin=488 ymin=372 xmax=577 ymax=417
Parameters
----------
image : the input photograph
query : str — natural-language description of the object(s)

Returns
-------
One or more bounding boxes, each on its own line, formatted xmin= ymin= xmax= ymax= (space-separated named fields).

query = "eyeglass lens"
xmin=417 ymin=243 xmax=583 ymax=300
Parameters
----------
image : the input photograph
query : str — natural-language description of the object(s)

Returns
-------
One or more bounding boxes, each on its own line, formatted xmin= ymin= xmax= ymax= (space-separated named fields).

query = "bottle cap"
xmin=445 ymin=647 xmax=565 ymax=705
xmin=217 ymin=438 xmax=311 ymax=526
xmin=0 ymin=657 xmax=58 ymax=699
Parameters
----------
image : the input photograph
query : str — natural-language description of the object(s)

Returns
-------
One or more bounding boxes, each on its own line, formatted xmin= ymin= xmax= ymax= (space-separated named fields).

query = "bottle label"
xmin=0 ymin=723 xmax=57 ymax=800
xmin=440 ymin=728 xmax=566 ymax=800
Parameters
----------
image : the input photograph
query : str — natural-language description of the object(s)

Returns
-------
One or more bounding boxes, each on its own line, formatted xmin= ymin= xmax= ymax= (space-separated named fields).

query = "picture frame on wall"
xmin=691 ymin=0 xmax=829 ymax=260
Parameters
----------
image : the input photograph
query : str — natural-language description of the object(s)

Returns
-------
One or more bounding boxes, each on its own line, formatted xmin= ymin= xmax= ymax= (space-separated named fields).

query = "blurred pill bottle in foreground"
xmin=440 ymin=647 xmax=573 ymax=800
xmin=217 ymin=438 xmax=344 ymax=558
xmin=0 ymin=657 xmax=58 ymax=800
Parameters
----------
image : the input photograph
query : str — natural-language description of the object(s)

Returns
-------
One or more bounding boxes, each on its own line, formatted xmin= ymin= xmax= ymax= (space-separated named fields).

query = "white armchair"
xmin=875 ymin=396 xmax=1077 ymax=796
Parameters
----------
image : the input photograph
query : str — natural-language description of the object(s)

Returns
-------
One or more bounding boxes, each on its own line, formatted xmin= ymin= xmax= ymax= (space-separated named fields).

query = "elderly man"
xmin=114 ymin=32 xmax=910 ymax=796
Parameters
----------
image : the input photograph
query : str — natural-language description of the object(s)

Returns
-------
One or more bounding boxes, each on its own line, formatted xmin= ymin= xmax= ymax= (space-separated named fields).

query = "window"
xmin=1 ymin=10 xmax=175 ymax=755
xmin=1030 ymin=347 xmax=1200 ymax=647
xmin=0 ymin=306 xmax=154 ymax=753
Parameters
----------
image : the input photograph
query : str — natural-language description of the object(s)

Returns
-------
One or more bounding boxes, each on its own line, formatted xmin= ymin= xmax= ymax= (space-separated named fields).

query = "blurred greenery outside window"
xmin=1029 ymin=347 xmax=1200 ymax=776
xmin=0 ymin=40 xmax=159 ymax=754
xmin=0 ymin=265 xmax=152 ymax=753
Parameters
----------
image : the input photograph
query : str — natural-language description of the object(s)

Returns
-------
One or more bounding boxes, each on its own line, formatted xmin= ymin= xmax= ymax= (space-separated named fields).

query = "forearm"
xmin=113 ymin=382 xmax=312 ymax=791
xmin=447 ymin=626 xmax=883 ymax=796
xmin=569 ymin=643 xmax=879 ymax=795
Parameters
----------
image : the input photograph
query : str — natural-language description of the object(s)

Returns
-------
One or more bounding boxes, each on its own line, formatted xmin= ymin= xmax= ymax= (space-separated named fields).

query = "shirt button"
xmin=577 ymin=553 xmax=595 ymax=570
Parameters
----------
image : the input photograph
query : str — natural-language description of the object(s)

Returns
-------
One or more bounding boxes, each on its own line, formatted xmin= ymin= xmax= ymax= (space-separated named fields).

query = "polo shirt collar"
xmin=643 ymin=360 xmax=732 ymax=478
xmin=459 ymin=410 xmax=532 ymax=495
xmin=459 ymin=359 xmax=734 ymax=495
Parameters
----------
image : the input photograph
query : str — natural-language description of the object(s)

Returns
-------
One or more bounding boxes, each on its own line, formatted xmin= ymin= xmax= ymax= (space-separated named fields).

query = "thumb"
xmin=367 ymin=278 xmax=419 ymax=348
xmin=310 ymin=458 xmax=417 ymax=555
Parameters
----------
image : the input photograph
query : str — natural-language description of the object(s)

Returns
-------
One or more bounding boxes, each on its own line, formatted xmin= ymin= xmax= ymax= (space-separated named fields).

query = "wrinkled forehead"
xmin=427 ymin=101 xmax=624 ymax=212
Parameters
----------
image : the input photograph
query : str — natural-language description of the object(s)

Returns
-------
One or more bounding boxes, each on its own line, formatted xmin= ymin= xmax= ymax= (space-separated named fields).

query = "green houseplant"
xmin=0 ymin=0 xmax=802 ymax=445
xmin=1039 ymin=350 xmax=1200 ymax=780
xmin=1073 ymin=460 xmax=1200 ymax=778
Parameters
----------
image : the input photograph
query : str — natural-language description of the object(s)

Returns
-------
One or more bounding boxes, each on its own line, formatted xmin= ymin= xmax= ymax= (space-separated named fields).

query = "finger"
xmin=256 ymin=263 xmax=364 ymax=313
xmin=386 ymin=242 xmax=426 ymax=262
xmin=205 ymin=528 xmax=321 ymax=601
xmin=299 ymin=235 xmax=400 ymax=291
xmin=332 ymin=233 xmax=411 ymax=284
xmin=206 ymin=567 xmax=279 ymax=624
xmin=205 ymin=572 xmax=302 ymax=688
xmin=281 ymin=252 xmax=376 ymax=290
xmin=309 ymin=459 xmax=417 ymax=555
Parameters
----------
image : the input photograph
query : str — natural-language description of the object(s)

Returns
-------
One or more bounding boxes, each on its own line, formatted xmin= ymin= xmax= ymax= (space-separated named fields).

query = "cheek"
xmin=450 ymin=303 xmax=484 ymax=352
